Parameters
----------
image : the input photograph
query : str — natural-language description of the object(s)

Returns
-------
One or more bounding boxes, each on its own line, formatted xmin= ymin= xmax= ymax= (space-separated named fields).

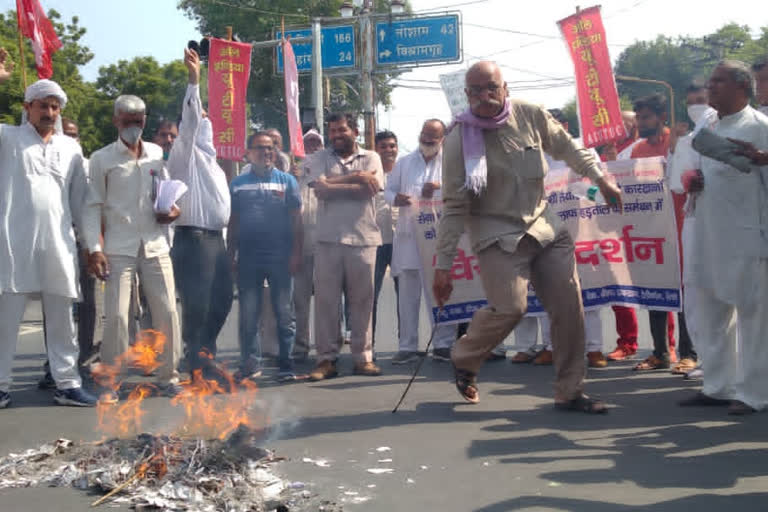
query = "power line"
xmin=463 ymin=23 xmax=560 ymax=39
xmin=195 ymin=0 xmax=309 ymax=19
xmin=415 ymin=0 xmax=493 ymax=12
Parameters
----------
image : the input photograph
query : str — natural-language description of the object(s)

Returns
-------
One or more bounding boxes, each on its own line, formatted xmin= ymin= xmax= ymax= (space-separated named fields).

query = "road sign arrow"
xmin=379 ymin=29 xmax=386 ymax=42
xmin=379 ymin=49 xmax=392 ymax=59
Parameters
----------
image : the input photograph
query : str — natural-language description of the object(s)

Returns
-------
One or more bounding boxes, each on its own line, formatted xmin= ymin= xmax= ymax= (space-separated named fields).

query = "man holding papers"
xmin=84 ymin=94 xmax=183 ymax=400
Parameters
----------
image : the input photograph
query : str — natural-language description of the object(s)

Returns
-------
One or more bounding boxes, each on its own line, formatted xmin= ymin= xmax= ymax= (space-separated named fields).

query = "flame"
xmin=94 ymin=334 xmax=264 ymax=441
xmin=171 ymin=369 xmax=263 ymax=440
xmin=97 ymin=384 xmax=155 ymax=438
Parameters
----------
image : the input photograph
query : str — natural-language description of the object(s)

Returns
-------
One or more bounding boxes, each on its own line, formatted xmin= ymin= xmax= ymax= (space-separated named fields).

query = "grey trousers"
xmin=452 ymin=232 xmax=586 ymax=402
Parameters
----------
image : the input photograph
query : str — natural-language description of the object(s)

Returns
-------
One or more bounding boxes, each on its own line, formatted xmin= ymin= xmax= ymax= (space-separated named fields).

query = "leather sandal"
xmin=452 ymin=364 xmax=479 ymax=404
xmin=555 ymin=394 xmax=608 ymax=414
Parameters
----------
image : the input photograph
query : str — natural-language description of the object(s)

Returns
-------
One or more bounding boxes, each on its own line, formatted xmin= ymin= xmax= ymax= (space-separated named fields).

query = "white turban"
xmin=24 ymin=79 xmax=68 ymax=109
xmin=303 ymin=128 xmax=323 ymax=144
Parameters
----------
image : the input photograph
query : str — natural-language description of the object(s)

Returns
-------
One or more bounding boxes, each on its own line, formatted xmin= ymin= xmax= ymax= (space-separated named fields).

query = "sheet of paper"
xmin=154 ymin=179 xmax=188 ymax=214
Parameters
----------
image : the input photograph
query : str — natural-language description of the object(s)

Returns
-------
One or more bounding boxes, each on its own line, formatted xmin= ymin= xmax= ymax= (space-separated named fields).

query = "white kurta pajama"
xmin=384 ymin=149 xmax=456 ymax=352
xmin=0 ymin=122 xmax=88 ymax=392
xmin=689 ymin=106 xmax=768 ymax=410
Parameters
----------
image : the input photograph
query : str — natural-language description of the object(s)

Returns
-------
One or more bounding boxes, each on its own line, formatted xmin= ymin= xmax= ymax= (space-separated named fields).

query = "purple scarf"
xmin=453 ymin=99 xmax=512 ymax=193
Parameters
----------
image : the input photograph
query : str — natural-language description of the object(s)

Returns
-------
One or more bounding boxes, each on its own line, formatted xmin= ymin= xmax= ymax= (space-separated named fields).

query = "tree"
xmin=178 ymin=0 xmax=403 ymax=140
xmin=613 ymin=23 xmax=768 ymax=125
xmin=95 ymin=57 xmax=189 ymax=142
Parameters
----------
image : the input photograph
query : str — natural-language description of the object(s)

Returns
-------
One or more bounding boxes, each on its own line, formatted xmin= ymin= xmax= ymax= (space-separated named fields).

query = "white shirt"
xmin=84 ymin=138 xmax=171 ymax=258
xmin=0 ymin=122 xmax=88 ymax=298
xmin=384 ymin=149 xmax=442 ymax=274
xmin=375 ymin=168 xmax=397 ymax=245
xmin=690 ymin=105 xmax=768 ymax=302
xmin=167 ymin=84 xmax=230 ymax=230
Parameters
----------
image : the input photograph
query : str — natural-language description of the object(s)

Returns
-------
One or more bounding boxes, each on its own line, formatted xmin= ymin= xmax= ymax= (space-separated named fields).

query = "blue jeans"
xmin=238 ymin=261 xmax=295 ymax=372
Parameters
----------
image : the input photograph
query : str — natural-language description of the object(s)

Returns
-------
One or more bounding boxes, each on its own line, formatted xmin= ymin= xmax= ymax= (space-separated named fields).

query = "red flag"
xmin=557 ymin=6 xmax=625 ymax=148
xmin=282 ymin=39 xmax=305 ymax=159
xmin=16 ymin=0 xmax=62 ymax=79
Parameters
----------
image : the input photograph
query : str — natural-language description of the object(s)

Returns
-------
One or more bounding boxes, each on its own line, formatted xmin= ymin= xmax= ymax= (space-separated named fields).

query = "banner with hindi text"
xmin=557 ymin=6 xmax=624 ymax=148
xmin=414 ymin=157 xmax=681 ymax=325
xmin=209 ymin=38 xmax=252 ymax=161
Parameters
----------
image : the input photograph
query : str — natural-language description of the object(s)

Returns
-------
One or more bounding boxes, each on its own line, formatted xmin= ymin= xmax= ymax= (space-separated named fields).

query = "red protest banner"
xmin=208 ymin=38 xmax=252 ymax=161
xmin=557 ymin=6 xmax=624 ymax=148
xmin=282 ymin=39 xmax=305 ymax=159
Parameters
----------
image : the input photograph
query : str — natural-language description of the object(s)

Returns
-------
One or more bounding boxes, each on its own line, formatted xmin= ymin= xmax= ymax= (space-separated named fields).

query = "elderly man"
xmin=290 ymin=129 xmax=324 ymax=361
xmin=306 ymin=112 xmax=384 ymax=380
xmin=679 ymin=60 xmax=768 ymax=415
xmin=0 ymin=55 xmax=97 ymax=407
xmin=85 ymin=95 xmax=183 ymax=399
xmin=168 ymin=48 xmax=233 ymax=376
xmin=385 ymin=120 xmax=456 ymax=363
xmin=266 ymin=127 xmax=292 ymax=173
xmin=434 ymin=61 xmax=621 ymax=413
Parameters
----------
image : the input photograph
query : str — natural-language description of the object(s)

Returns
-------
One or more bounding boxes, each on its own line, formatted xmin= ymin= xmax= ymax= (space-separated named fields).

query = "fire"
xmin=94 ymin=330 xmax=264 ymax=441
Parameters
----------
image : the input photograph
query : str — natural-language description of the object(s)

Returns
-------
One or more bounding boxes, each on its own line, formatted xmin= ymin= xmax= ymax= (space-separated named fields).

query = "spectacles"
xmin=466 ymin=83 xmax=504 ymax=96
xmin=249 ymin=145 xmax=274 ymax=152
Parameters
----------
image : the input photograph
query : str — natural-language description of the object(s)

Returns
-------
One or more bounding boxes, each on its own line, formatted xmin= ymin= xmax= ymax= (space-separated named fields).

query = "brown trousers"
xmin=452 ymin=231 xmax=586 ymax=401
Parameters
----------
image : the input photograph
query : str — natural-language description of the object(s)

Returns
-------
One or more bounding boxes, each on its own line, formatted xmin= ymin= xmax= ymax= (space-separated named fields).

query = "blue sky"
xmin=3 ymin=0 xmax=764 ymax=152
xmin=2 ymin=0 xmax=201 ymax=81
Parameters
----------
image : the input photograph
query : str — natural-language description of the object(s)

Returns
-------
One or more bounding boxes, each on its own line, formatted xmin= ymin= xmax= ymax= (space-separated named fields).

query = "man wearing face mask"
xmin=84 ymin=94 xmax=183 ymax=400
xmin=167 ymin=48 xmax=233 ymax=377
xmin=665 ymin=83 xmax=718 ymax=378
xmin=384 ymin=120 xmax=457 ymax=363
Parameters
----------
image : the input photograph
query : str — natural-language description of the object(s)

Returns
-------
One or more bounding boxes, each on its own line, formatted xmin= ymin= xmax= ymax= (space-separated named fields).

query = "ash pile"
xmin=0 ymin=426 xmax=310 ymax=511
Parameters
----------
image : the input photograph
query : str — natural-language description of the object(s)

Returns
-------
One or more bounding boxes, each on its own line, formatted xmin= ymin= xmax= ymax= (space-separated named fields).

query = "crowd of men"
xmin=0 ymin=43 xmax=767 ymax=417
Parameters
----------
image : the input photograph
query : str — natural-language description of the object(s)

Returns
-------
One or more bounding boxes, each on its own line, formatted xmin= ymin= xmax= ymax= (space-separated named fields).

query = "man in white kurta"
xmin=682 ymin=61 xmax=768 ymax=414
xmin=0 ymin=73 xmax=97 ymax=407
xmin=384 ymin=119 xmax=457 ymax=363
xmin=84 ymin=95 xmax=182 ymax=398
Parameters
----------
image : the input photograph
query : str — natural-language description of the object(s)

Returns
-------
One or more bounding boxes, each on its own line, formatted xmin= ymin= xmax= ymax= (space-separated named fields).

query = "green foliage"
xmin=613 ymin=23 xmax=768 ymax=124
xmin=96 ymin=56 xmax=189 ymax=141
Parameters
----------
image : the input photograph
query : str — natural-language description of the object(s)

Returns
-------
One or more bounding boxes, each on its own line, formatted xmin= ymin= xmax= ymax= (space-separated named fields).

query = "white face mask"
xmin=120 ymin=125 xmax=143 ymax=146
xmin=687 ymin=104 xmax=710 ymax=126
xmin=420 ymin=142 xmax=440 ymax=158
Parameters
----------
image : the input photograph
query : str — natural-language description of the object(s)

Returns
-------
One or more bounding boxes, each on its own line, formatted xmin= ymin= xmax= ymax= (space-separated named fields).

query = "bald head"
xmin=465 ymin=61 xmax=507 ymax=118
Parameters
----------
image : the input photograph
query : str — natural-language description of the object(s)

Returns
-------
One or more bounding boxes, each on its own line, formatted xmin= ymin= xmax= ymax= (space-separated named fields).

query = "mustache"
xmin=471 ymin=98 xmax=503 ymax=108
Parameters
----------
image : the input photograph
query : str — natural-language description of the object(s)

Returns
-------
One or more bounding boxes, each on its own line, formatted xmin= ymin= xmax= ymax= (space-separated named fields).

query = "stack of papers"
xmin=154 ymin=179 xmax=188 ymax=214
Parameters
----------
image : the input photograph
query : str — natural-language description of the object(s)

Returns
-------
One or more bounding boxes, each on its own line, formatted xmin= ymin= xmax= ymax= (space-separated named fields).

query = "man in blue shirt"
xmin=227 ymin=132 xmax=303 ymax=382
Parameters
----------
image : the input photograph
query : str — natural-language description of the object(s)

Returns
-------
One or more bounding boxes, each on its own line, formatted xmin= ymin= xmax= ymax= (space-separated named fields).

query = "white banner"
xmin=414 ymin=157 xmax=681 ymax=325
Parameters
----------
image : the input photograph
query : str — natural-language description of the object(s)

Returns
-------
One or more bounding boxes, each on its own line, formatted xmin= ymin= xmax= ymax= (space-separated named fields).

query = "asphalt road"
xmin=1 ymin=277 xmax=767 ymax=512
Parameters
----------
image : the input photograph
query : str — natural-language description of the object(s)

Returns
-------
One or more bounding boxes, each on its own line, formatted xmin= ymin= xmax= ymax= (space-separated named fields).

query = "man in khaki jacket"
xmin=433 ymin=61 xmax=622 ymax=413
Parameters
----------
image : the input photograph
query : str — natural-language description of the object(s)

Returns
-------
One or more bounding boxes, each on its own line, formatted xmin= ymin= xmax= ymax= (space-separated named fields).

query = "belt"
xmin=175 ymin=226 xmax=223 ymax=237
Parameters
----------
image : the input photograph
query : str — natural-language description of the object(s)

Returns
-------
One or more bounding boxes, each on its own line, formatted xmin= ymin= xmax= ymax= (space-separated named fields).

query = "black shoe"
xmin=678 ymin=391 xmax=730 ymax=407
xmin=431 ymin=348 xmax=452 ymax=362
xmin=391 ymin=351 xmax=421 ymax=365
xmin=53 ymin=387 xmax=98 ymax=407
xmin=0 ymin=391 xmax=10 ymax=409
xmin=38 ymin=372 xmax=56 ymax=390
